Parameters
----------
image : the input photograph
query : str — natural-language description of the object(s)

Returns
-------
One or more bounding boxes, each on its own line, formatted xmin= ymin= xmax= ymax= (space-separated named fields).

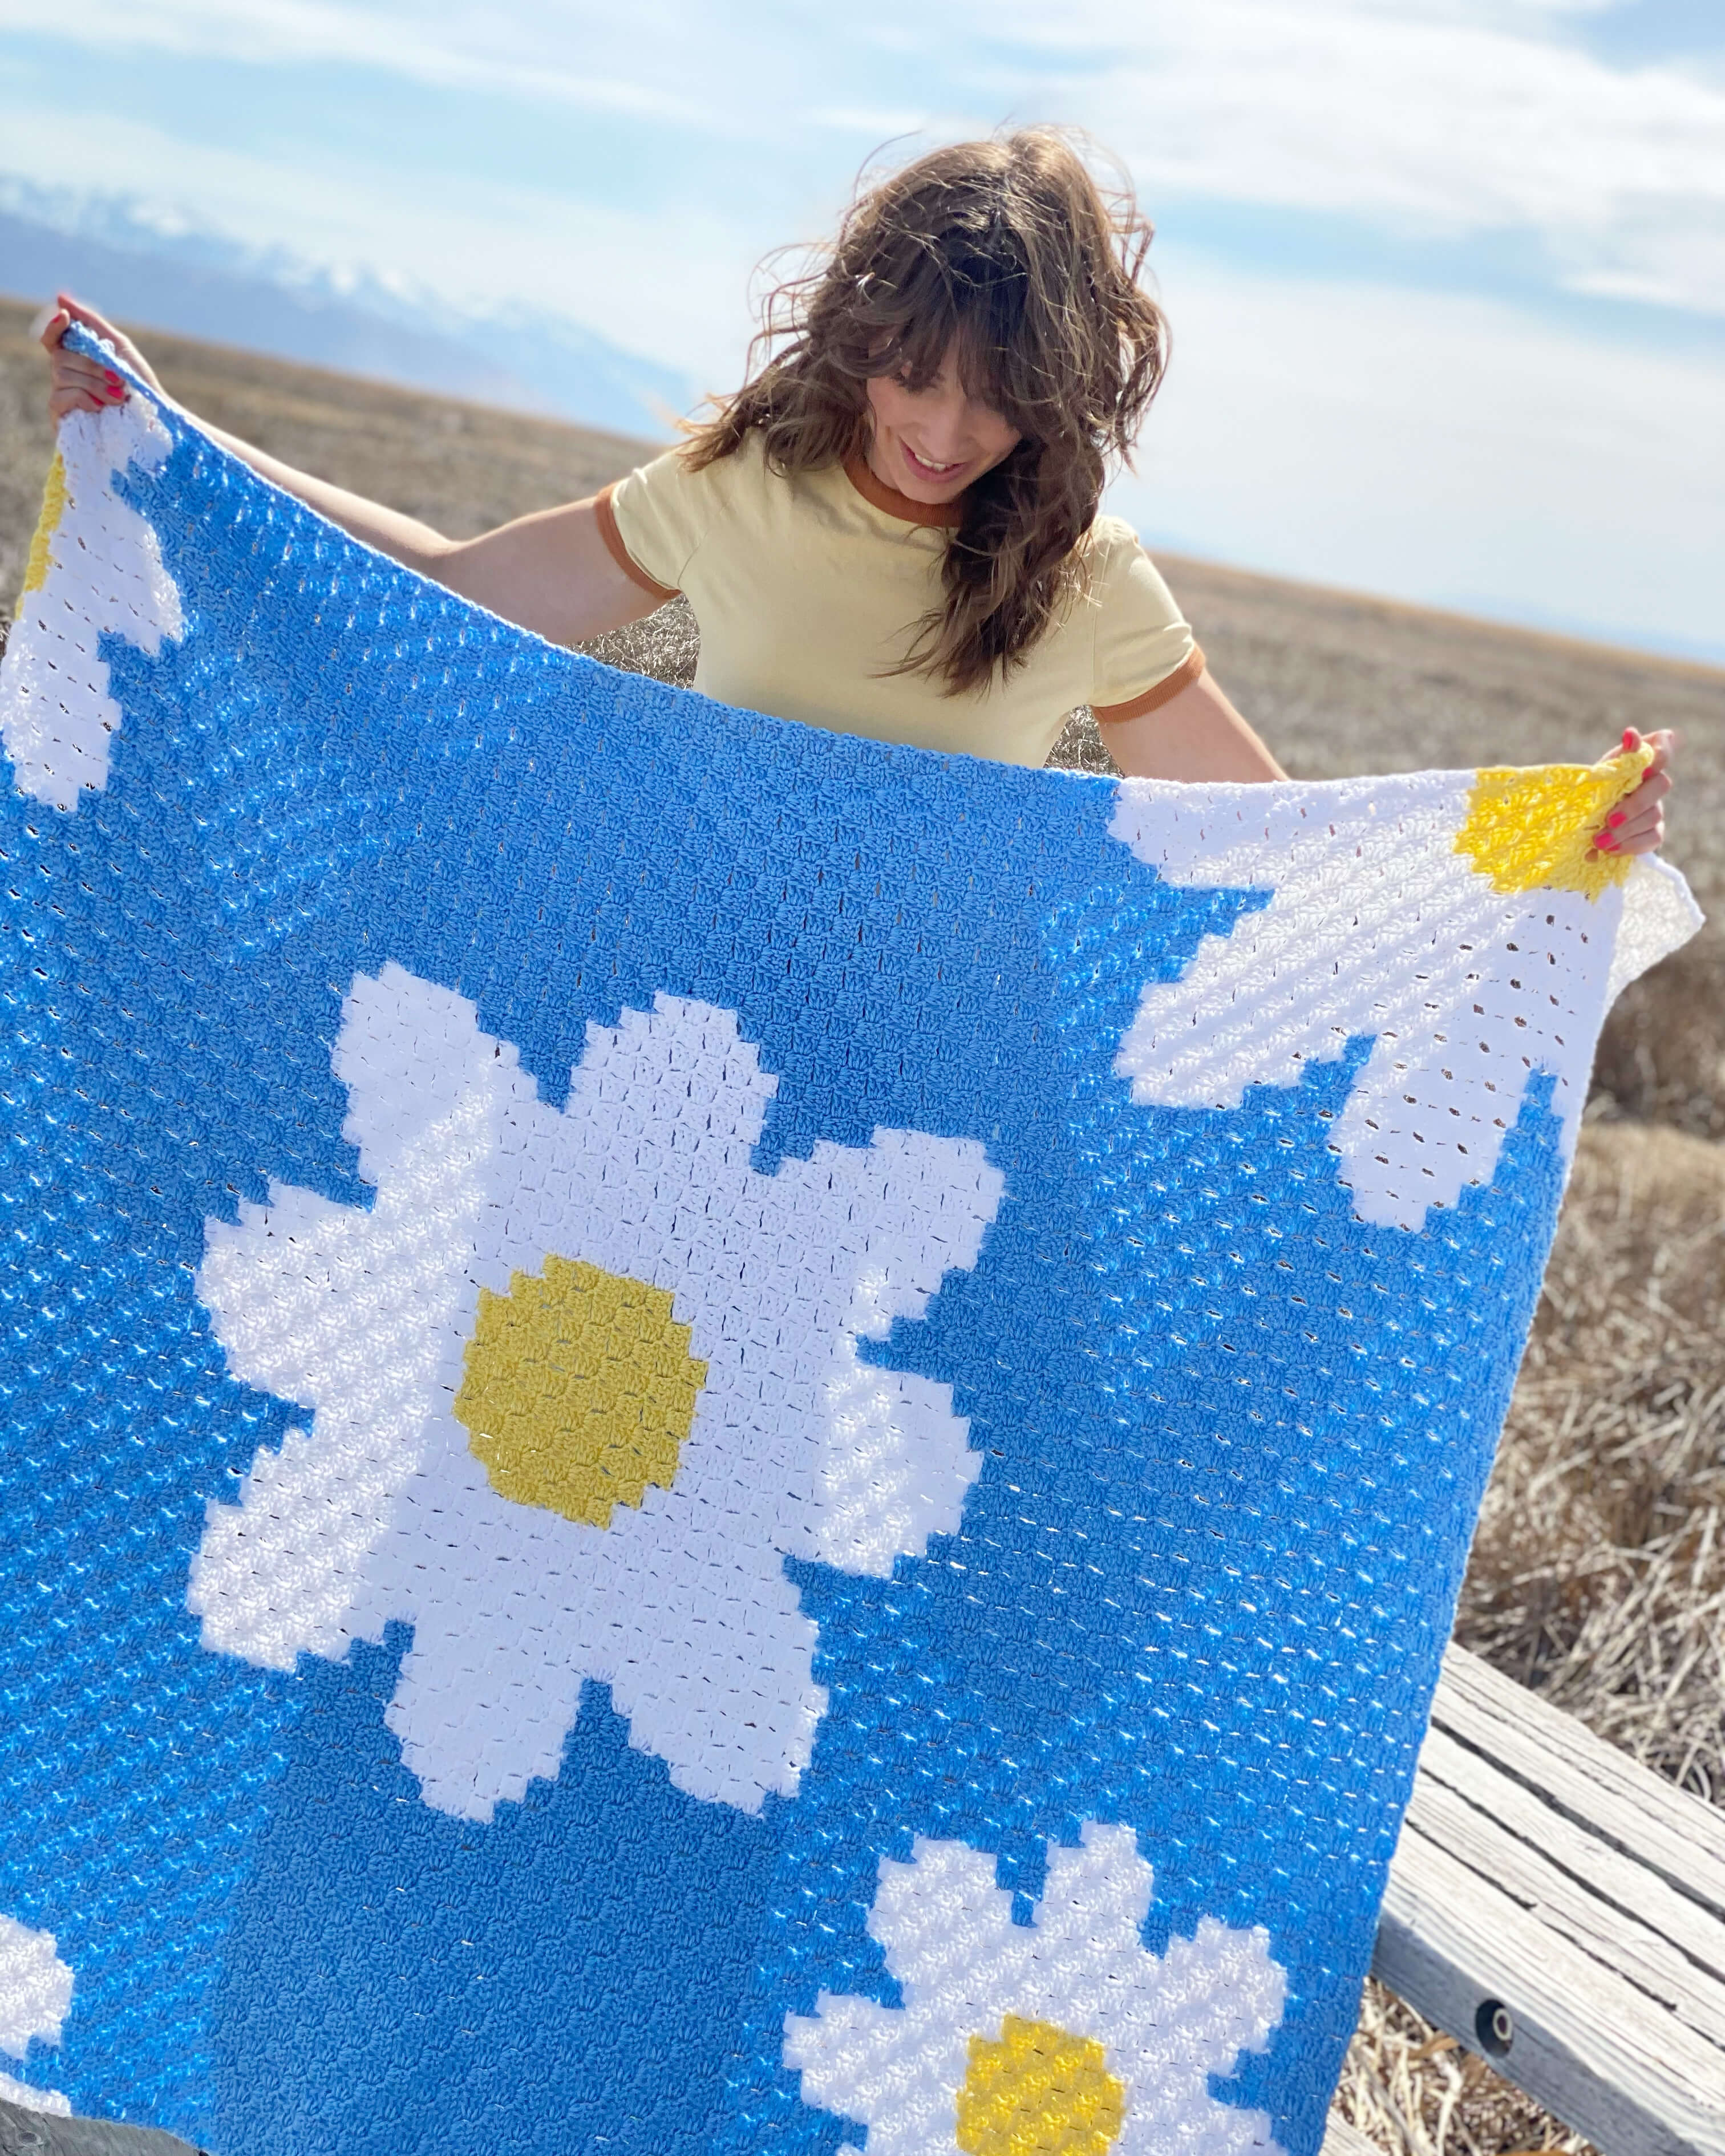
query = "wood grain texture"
xmin=1321 ymin=2110 xmax=1384 ymax=2156
xmin=1373 ymin=1646 xmax=1725 ymax=2155
xmin=1431 ymin=1643 xmax=1725 ymax=1918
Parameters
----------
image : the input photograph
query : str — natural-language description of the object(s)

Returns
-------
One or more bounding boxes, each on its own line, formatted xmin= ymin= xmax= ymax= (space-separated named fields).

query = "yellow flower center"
xmin=21 ymin=452 xmax=68 ymax=598
xmin=1453 ymin=747 xmax=1654 ymax=899
xmin=455 ymin=1255 xmax=707 ymax=1527
xmin=955 ymin=2014 xmax=1126 ymax=2156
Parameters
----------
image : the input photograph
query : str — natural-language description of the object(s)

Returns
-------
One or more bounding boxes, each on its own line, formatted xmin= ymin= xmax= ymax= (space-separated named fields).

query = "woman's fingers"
xmin=1603 ymin=814 xmax=1666 ymax=858
xmin=1616 ymin=724 xmax=1677 ymax=775
xmin=56 ymin=292 xmax=124 ymax=347
xmin=43 ymin=350 xmax=129 ymax=422
xmin=39 ymin=292 xmax=144 ymax=428
xmin=1594 ymin=726 xmax=1677 ymax=857
xmin=39 ymin=291 xmax=164 ymax=402
xmin=47 ymin=384 xmax=110 ymax=422
xmin=52 ymin=290 xmax=161 ymax=390
xmin=56 ymin=350 xmax=120 ymax=392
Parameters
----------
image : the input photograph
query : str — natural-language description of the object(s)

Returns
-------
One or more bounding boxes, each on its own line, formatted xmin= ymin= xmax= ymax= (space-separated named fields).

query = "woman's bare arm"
xmin=1103 ymin=668 xmax=1287 ymax=783
xmin=41 ymin=296 xmax=661 ymax=649
xmin=1105 ymin=664 xmax=1674 ymax=858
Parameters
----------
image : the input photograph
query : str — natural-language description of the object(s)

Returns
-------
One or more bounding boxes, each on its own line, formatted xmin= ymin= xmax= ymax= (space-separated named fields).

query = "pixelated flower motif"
xmin=1 ymin=387 xmax=183 ymax=810
xmin=0 ymin=1914 xmax=74 ymax=2118
xmin=190 ymin=963 xmax=1003 ymax=1820
xmin=784 ymin=1821 xmax=1285 ymax=2156
xmin=1109 ymin=759 xmax=1700 ymax=1231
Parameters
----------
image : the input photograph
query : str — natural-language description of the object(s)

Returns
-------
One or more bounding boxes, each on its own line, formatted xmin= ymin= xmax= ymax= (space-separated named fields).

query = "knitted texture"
xmin=0 ymin=339 xmax=1702 ymax=2156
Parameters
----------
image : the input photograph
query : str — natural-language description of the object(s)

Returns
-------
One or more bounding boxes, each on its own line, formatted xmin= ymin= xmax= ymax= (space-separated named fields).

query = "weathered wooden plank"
xmin=1412 ymin=1725 xmax=1725 ymax=2048
xmin=1321 ymin=2112 xmax=1382 ymax=2156
xmin=1431 ymin=1645 xmax=1725 ymax=1922
xmin=1377 ymin=1802 xmax=1725 ymax=2155
xmin=0 ymin=2100 xmax=203 ymax=2155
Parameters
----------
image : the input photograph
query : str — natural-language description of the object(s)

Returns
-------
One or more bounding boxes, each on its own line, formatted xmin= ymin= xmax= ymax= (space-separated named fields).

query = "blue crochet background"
xmin=0 ymin=359 xmax=1565 ymax=2155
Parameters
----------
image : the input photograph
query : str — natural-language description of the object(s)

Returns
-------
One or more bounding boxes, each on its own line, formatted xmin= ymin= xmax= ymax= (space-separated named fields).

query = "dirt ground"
xmin=3 ymin=294 xmax=1720 ymax=2156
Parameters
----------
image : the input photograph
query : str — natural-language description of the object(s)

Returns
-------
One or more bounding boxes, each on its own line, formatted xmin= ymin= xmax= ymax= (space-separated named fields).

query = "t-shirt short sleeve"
xmin=598 ymin=451 xmax=711 ymax=603
xmin=1090 ymin=521 xmax=1204 ymax=722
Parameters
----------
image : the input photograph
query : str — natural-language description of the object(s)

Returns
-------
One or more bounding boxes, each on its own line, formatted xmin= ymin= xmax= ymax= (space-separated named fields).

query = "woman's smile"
xmin=865 ymin=354 xmax=1022 ymax=504
xmin=901 ymin=442 xmax=965 ymax=480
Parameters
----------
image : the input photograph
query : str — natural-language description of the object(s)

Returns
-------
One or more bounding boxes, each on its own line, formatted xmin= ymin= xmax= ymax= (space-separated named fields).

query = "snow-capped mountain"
xmin=0 ymin=177 xmax=691 ymax=441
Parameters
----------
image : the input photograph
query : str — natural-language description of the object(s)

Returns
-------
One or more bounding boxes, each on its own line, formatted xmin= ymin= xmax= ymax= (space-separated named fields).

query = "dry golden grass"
xmin=1460 ymin=1118 xmax=1725 ymax=1797
xmin=2 ymin=293 xmax=1720 ymax=2155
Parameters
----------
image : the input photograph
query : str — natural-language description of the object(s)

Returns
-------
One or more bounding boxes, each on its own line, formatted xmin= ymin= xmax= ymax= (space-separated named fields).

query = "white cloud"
xmin=975 ymin=0 xmax=1725 ymax=316
xmin=0 ymin=0 xmax=713 ymax=123
xmin=9 ymin=1 xmax=1720 ymax=314
xmin=1113 ymin=248 xmax=1725 ymax=655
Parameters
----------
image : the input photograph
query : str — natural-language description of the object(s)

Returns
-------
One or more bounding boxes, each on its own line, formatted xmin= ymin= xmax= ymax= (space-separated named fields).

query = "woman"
xmin=41 ymin=128 xmax=1672 ymax=841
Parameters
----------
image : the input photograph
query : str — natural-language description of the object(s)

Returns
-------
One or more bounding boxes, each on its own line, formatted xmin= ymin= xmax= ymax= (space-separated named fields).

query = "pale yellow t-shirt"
xmin=598 ymin=433 xmax=1202 ymax=767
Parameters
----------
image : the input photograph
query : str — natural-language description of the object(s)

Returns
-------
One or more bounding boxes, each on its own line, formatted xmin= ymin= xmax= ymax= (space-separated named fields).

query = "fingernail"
xmin=1596 ymin=834 xmax=1617 ymax=852
xmin=1608 ymin=810 xmax=1626 ymax=827
xmin=1622 ymin=728 xmax=1636 ymax=752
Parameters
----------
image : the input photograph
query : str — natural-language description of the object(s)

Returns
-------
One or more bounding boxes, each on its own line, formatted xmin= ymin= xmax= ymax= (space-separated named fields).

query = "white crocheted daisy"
xmin=1 ymin=389 xmax=182 ymax=810
xmin=1109 ymin=765 xmax=1700 ymax=1231
xmin=784 ymin=1821 xmax=1286 ymax=2156
xmin=0 ymin=1913 xmax=74 ymax=2118
xmin=190 ymin=962 xmax=1003 ymax=1819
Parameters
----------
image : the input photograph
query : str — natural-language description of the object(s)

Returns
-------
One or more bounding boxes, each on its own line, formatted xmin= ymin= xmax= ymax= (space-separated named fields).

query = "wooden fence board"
xmin=1370 ymin=1646 xmax=1725 ymax=2155
xmin=1412 ymin=1728 xmax=1725 ymax=2046
xmin=1321 ymin=2113 xmax=1382 ymax=2156
xmin=1430 ymin=1646 xmax=1725 ymax=1920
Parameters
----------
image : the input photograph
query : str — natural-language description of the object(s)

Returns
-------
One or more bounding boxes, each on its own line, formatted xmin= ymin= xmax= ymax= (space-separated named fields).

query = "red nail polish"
xmin=1598 ymin=834 xmax=1617 ymax=852
xmin=1608 ymin=810 xmax=1626 ymax=827
xmin=1622 ymin=728 xmax=1636 ymax=752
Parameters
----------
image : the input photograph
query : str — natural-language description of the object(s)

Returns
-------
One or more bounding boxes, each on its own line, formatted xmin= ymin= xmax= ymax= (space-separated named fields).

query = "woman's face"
xmin=864 ymin=346 xmax=1022 ymax=504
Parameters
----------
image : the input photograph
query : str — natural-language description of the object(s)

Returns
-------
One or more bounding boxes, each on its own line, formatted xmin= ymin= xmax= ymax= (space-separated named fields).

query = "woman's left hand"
xmin=1596 ymin=727 xmax=1675 ymax=858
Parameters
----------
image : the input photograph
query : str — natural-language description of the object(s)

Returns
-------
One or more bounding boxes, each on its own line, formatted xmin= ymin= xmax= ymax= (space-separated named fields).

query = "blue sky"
xmin=2 ymin=0 xmax=1721 ymax=659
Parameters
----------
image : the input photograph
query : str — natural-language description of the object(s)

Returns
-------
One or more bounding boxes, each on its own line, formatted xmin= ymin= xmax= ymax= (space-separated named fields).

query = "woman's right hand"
xmin=40 ymin=293 xmax=165 ymax=424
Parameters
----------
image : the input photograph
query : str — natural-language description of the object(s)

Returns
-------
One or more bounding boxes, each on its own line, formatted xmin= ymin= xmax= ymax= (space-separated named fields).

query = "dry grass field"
xmin=3 ymin=294 xmax=1720 ymax=2156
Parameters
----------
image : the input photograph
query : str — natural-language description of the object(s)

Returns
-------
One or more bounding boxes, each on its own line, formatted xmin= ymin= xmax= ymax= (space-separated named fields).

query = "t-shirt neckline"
xmin=843 ymin=451 xmax=964 ymax=529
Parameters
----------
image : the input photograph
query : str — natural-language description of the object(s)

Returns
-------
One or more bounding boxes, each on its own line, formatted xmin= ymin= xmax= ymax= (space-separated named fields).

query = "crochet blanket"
xmin=0 ymin=345 xmax=1701 ymax=2156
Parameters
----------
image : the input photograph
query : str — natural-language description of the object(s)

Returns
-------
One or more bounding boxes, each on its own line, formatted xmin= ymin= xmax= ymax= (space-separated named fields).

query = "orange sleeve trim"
xmin=1094 ymin=645 xmax=1205 ymax=723
xmin=594 ymin=482 xmax=679 ymax=603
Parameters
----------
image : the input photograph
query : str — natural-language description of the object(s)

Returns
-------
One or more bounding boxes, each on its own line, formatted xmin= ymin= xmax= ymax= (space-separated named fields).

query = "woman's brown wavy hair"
xmin=682 ymin=129 xmax=1169 ymax=696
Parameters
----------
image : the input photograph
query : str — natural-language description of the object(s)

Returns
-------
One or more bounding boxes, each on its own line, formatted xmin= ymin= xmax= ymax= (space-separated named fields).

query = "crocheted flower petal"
xmin=560 ymin=991 xmax=779 ymax=1213
xmin=1331 ymin=882 xmax=1617 ymax=1228
xmin=1109 ymin=775 xmax=1472 ymax=1113
xmin=191 ymin=979 xmax=512 ymax=1669
xmin=869 ymin=1835 xmax=1022 ymax=1999
xmin=1110 ymin=1919 xmax=1286 ymax=2156
xmin=1031 ymin=1824 xmax=1155 ymax=1964
xmin=763 ymin=1128 xmax=1001 ymax=1575
xmin=0 ymin=392 xmax=180 ymax=809
xmin=785 ymin=1991 xmax=965 ymax=2156
xmin=384 ymin=1520 xmax=601 ymax=1822
xmin=335 ymin=962 xmax=533 ymax=1190
xmin=788 ymin=1346 xmax=983 ymax=1578
xmin=598 ymin=1498 xmax=825 ymax=1810
xmin=0 ymin=1913 xmax=72 ymax=2061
